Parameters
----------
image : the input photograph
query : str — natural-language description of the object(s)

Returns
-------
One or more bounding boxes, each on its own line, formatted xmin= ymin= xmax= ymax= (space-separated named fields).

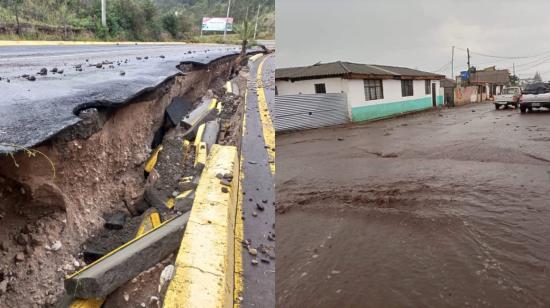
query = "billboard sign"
xmin=202 ymin=17 xmax=234 ymax=32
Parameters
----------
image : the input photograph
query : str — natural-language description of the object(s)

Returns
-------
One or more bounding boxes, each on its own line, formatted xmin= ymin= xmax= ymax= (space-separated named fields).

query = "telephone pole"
xmin=223 ymin=0 xmax=232 ymax=40
xmin=513 ymin=62 xmax=516 ymax=76
xmin=451 ymin=46 xmax=455 ymax=80
xmin=467 ymin=47 xmax=471 ymax=72
xmin=101 ymin=0 xmax=106 ymax=27
xmin=253 ymin=4 xmax=261 ymax=40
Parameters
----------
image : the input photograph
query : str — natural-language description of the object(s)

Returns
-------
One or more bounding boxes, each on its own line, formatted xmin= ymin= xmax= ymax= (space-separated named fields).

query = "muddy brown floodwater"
xmin=276 ymin=103 xmax=550 ymax=308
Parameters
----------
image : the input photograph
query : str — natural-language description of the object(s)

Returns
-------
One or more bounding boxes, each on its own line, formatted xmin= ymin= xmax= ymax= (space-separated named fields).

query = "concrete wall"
xmin=454 ymin=85 xmax=479 ymax=105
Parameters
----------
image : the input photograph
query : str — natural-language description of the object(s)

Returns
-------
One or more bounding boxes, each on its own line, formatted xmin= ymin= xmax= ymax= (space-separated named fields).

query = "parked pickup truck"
xmin=494 ymin=86 xmax=521 ymax=109
xmin=519 ymin=83 xmax=550 ymax=113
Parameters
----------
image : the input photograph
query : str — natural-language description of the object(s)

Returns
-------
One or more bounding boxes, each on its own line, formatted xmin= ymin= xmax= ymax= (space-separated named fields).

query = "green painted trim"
xmin=351 ymin=96 xmax=443 ymax=122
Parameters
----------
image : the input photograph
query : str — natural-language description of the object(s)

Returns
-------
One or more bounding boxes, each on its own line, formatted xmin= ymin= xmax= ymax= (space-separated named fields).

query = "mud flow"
xmin=277 ymin=104 xmax=550 ymax=307
xmin=0 ymin=56 xmax=248 ymax=307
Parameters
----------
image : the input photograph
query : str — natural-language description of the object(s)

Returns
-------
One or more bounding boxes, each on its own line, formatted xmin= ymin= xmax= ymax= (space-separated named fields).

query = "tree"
xmin=1 ymin=0 xmax=24 ymax=35
xmin=234 ymin=18 xmax=253 ymax=56
xmin=534 ymin=71 xmax=542 ymax=82
xmin=161 ymin=12 xmax=178 ymax=37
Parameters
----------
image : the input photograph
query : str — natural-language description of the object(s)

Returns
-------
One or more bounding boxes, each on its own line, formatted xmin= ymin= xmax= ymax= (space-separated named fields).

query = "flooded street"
xmin=276 ymin=104 xmax=550 ymax=307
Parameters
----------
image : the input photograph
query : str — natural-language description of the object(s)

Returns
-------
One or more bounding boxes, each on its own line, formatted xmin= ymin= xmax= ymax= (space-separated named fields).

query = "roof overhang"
xmin=276 ymin=73 xmax=445 ymax=82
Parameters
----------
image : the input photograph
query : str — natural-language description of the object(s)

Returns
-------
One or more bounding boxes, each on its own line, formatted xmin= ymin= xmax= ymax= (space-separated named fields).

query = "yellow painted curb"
xmin=256 ymin=56 xmax=276 ymax=175
xmin=194 ymin=142 xmax=207 ymax=168
xmin=145 ymin=145 xmax=164 ymax=173
xmin=249 ymin=53 xmax=263 ymax=63
xmin=69 ymin=299 xmax=104 ymax=308
xmin=69 ymin=209 xmax=163 ymax=307
xmin=194 ymin=124 xmax=206 ymax=149
xmin=136 ymin=209 xmax=163 ymax=236
xmin=209 ymin=98 xmax=218 ymax=110
xmin=165 ymin=198 xmax=176 ymax=209
xmin=176 ymin=190 xmax=194 ymax=200
xmin=164 ymin=145 xmax=240 ymax=308
xmin=233 ymin=90 xmax=247 ymax=307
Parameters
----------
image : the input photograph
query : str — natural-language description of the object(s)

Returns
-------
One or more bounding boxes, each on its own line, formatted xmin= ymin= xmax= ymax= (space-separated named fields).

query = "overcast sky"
xmin=276 ymin=0 xmax=550 ymax=80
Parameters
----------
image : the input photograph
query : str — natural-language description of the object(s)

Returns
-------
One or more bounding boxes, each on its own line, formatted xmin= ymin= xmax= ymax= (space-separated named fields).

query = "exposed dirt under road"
xmin=0 ymin=56 xmax=244 ymax=307
xmin=277 ymin=104 xmax=550 ymax=307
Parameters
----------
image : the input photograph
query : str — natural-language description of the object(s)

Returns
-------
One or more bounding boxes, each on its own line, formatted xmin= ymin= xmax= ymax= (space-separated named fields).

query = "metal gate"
xmin=274 ymin=93 xmax=349 ymax=132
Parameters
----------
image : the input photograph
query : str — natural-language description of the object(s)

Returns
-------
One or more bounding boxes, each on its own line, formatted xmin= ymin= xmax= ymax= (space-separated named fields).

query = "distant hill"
xmin=0 ymin=0 xmax=274 ymax=41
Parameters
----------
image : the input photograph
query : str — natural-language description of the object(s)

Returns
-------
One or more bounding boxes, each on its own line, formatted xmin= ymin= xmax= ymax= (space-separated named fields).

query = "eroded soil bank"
xmin=0 ymin=56 xmax=245 ymax=307
xmin=277 ymin=104 xmax=550 ymax=307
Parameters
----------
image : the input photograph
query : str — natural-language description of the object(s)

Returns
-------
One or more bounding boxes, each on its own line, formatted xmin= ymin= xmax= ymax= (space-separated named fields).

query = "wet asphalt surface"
xmin=277 ymin=104 xmax=550 ymax=307
xmin=240 ymin=55 xmax=275 ymax=307
xmin=0 ymin=44 xmax=259 ymax=152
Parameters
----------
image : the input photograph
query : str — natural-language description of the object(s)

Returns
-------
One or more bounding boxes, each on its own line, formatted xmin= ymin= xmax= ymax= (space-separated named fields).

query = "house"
xmin=458 ymin=67 xmax=510 ymax=100
xmin=275 ymin=61 xmax=445 ymax=125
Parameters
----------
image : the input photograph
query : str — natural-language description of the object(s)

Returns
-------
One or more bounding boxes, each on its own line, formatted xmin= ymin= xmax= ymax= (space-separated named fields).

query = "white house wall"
xmin=345 ymin=79 xmax=443 ymax=121
xmin=275 ymin=77 xmax=443 ymax=123
xmin=276 ymin=77 xmax=345 ymax=95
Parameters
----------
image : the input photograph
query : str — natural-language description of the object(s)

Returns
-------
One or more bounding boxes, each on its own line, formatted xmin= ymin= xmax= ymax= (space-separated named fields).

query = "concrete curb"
xmin=66 ymin=209 xmax=164 ymax=307
xmin=65 ymin=213 xmax=189 ymax=298
xmin=164 ymin=144 xmax=240 ymax=308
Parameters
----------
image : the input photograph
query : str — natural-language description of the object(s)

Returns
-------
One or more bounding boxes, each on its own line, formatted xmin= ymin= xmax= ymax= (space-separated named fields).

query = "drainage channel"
xmin=0 ymin=53 xmax=259 ymax=307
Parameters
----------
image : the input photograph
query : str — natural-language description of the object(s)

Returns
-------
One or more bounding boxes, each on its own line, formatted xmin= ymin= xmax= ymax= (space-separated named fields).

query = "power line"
xmin=455 ymin=46 xmax=550 ymax=59
xmin=429 ymin=61 xmax=452 ymax=73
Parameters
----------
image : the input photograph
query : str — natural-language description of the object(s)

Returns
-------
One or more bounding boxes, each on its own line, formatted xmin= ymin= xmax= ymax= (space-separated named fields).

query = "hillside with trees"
xmin=0 ymin=0 xmax=274 ymax=41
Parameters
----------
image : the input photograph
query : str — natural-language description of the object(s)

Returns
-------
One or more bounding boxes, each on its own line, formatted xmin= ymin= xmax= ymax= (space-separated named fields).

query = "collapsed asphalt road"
xmin=0 ymin=43 xmax=259 ymax=152
xmin=277 ymin=104 xmax=550 ymax=307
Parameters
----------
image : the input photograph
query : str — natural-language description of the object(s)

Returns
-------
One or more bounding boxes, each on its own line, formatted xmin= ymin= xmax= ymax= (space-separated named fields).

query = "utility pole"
xmin=467 ymin=47 xmax=471 ymax=72
xmin=223 ymin=0 xmax=232 ymax=40
xmin=101 ymin=0 xmax=106 ymax=27
xmin=253 ymin=4 xmax=261 ymax=40
xmin=513 ymin=62 xmax=516 ymax=76
xmin=451 ymin=46 xmax=455 ymax=80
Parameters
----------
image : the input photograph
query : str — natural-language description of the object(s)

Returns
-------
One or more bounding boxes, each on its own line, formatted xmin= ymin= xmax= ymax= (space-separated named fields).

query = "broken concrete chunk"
xmin=202 ymin=119 xmax=220 ymax=152
xmin=65 ymin=212 xmax=190 ymax=298
xmin=166 ymin=97 xmax=193 ymax=128
xmin=174 ymin=191 xmax=194 ymax=213
xmin=104 ymin=212 xmax=127 ymax=230
xmin=144 ymin=187 xmax=166 ymax=210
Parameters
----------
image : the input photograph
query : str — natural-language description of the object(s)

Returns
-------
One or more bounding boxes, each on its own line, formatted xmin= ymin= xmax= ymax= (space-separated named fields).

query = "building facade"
xmin=276 ymin=61 xmax=445 ymax=123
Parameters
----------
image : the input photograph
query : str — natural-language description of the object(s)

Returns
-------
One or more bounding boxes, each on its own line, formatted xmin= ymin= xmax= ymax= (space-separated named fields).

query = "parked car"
xmin=519 ymin=83 xmax=550 ymax=113
xmin=494 ymin=86 xmax=521 ymax=109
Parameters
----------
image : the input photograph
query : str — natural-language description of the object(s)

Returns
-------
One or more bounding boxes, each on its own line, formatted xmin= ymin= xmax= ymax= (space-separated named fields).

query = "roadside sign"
xmin=460 ymin=71 xmax=470 ymax=81
xmin=202 ymin=17 xmax=234 ymax=32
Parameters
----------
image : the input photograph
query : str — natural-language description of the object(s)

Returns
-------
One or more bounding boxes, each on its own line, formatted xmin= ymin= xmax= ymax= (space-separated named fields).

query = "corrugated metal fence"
xmin=274 ymin=93 xmax=349 ymax=132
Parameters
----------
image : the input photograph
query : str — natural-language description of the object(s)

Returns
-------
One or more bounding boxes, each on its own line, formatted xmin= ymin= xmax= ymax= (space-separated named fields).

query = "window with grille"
xmin=314 ymin=83 xmax=326 ymax=94
xmin=363 ymin=79 xmax=384 ymax=101
xmin=425 ymin=80 xmax=431 ymax=94
xmin=401 ymin=80 xmax=414 ymax=97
